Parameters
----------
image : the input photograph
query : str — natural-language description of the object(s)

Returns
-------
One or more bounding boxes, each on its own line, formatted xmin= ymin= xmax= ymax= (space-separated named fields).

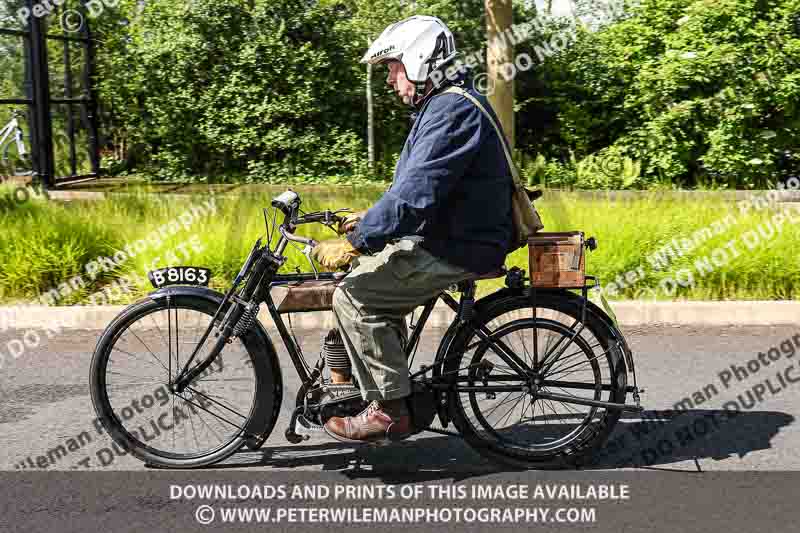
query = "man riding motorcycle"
xmin=311 ymin=15 xmax=515 ymax=444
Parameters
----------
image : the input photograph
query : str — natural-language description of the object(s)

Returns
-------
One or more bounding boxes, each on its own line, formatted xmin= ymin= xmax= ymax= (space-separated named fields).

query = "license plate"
xmin=147 ymin=266 xmax=211 ymax=289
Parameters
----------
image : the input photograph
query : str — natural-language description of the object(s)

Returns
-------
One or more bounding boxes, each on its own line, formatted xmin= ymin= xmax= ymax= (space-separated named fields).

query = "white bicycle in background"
xmin=0 ymin=109 xmax=32 ymax=177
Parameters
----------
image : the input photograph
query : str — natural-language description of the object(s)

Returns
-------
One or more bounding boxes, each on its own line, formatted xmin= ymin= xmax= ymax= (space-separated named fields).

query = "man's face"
xmin=385 ymin=60 xmax=416 ymax=105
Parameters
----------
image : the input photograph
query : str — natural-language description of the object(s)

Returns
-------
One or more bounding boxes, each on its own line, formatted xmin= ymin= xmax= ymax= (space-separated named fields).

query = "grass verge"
xmin=0 ymin=185 xmax=797 ymax=305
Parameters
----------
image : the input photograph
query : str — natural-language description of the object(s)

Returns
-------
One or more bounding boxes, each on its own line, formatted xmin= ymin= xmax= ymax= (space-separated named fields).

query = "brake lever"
xmin=325 ymin=207 xmax=353 ymax=224
xmin=323 ymin=208 xmax=353 ymax=228
xmin=301 ymin=242 xmax=320 ymax=279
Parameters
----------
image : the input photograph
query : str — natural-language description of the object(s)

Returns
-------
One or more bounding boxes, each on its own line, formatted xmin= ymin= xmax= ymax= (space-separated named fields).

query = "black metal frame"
xmin=158 ymin=195 xmax=642 ymax=448
xmin=262 ymin=277 xmax=467 ymax=391
xmin=0 ymin=0 xmax=100 ymax=187
xmin=261 ymin=272 xmax=643 ymax=445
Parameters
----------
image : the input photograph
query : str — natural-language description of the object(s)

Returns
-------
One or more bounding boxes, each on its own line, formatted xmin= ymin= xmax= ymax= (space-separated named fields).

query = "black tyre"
xmin=1 ymin=140 xmax=31 ymax=177
xmin=90 ymin=294 xmax=280 ymax=468
xmin=445 ymin=291 xmax=627 ymax=469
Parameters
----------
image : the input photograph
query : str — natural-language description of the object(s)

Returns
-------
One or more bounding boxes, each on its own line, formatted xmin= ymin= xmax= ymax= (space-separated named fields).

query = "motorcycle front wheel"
xmin=90 ymin=294 xmax=279 ymax=468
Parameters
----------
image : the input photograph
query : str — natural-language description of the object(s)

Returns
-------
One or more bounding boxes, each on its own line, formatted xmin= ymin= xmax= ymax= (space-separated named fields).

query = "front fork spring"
xmin=233 ymin=302 xmax=260 ymax=337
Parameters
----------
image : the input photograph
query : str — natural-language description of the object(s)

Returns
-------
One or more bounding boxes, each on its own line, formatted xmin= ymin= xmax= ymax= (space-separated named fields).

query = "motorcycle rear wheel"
xmin=446 ymin=292 xmax=627 ymax=469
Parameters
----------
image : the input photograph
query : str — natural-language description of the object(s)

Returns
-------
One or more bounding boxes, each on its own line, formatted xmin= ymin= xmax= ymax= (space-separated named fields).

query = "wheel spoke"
xmin=187 ymin=386 xmax=248 ymax=421
xmin=546 ymin=350 xmax=610 ymax=380
xmin=497 ymin=393 xmax=526 ymax=428
xmin=149 ymin=313 xmax=170 ymax=354
xmin=538 ymin=323 xmax=585 ymax=371
xmin=514 ymin=327 xmax=532 ymax=368
xmin=177 ymin=393 xmax=246 ymax=432
xmin=106 ymin=369 xmax=164 ymax=382
xmin=545 ymin=341 xmax=603 ymax=374
xmin=126 ymin=328 xmax=170 ymax=374
xmin=111 ymin=346 xmax=165 ymax=373
xmin=97 ymin=303 xmax=258 ymax=466
xmin=543 ymin=397 xmax=566 ymax=423
xmin=546 ymin=346 xmax=609 ymax=377
xmin=455 ymin=308 xmax=618 ymax=459
xmin=480 ymin=391 xmax=519 ymax=419
xmin=465 ymin=323 xmax=533 ymax=375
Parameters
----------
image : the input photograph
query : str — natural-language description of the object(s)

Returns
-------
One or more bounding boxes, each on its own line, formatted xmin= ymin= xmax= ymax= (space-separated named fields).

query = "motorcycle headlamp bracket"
xmin=271 ymin=190 xmax=301 ymax=217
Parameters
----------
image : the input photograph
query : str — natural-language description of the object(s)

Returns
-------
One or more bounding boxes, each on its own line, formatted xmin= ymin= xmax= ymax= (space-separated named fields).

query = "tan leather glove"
xmin=337 ymin=210 xmax=367 ymax=234
xmin=311 ymin=238 xmax=361 ymax=269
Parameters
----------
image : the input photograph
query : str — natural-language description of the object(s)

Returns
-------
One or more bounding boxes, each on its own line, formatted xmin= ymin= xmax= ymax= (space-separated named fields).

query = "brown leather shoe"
xmin=324 ymin=400 xmax=412 ymax=444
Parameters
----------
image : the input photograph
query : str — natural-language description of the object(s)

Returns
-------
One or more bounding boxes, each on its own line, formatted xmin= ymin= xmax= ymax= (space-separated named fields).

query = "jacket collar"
xmin=413 ymin=69 xmax=469 ymax=109
xmin=409 ymin=69 xmax=470 ymax=124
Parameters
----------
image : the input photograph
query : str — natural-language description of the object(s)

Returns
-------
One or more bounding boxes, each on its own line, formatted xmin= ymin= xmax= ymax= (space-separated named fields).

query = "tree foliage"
xmin=522 ymin=0 xmax=800 ymax=188
xmin=65 ymin=0 xmax=800 ymax=187
xmin=94 ymin=0 xmax=368 ymax=180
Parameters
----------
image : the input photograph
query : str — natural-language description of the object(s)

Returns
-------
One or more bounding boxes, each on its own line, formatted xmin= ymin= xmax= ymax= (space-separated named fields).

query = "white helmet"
xmin=361 ymin=15 xmax=458 ymax=92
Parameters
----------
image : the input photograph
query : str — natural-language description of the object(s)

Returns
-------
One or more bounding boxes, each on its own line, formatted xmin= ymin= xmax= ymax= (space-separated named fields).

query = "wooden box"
xmin=528 ymin=231 xmax=585 ymax=288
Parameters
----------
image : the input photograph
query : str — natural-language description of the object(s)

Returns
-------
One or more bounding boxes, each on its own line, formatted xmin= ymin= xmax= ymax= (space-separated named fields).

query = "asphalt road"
xmin=1 ymin=321 xmax=799 ymax=473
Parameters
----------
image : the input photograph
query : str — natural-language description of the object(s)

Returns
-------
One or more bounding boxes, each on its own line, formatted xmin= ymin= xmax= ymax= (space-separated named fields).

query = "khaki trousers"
xmin=331 ymin=238 xmax=474 ymax=401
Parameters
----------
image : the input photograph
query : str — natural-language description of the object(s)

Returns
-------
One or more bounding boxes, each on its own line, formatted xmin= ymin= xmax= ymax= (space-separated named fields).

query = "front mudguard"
xmin=148 ymin=285 xmax=283 ymax=445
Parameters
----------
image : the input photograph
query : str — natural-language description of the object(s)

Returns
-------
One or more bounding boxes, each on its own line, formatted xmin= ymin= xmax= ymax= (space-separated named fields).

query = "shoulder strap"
xmin=440 ymin=86 xmax=521 ymax=184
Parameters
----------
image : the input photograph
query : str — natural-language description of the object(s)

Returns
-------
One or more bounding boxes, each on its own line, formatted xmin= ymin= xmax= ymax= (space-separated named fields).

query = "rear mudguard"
xmin=430 ymin=287 xmax=638 ymax=426
xmin=539 ymin=288 xmax=636 ymax=375
xmin=148 ymin=285 xmax=283 ymax=442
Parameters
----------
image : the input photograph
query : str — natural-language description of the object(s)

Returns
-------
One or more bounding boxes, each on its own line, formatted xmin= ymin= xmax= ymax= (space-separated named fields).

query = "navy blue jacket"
xmin=347 ymin=77 xmax=514 ymax=275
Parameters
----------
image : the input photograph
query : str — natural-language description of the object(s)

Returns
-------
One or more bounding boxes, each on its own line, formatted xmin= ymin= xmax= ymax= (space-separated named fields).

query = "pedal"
xmin=319 ymin=383 xmax=362 ymax=402
xmin=294 ymin=413 xmax=325 ymax=440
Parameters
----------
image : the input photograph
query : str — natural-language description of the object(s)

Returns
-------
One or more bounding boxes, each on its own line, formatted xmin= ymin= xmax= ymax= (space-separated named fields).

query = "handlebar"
xmin=269 ymin=190 xmax=356 ymax=278
xmin=270 ymin=185 xmax=354 ymax=243
xmin=279 ymin=225 xmax=317 ymax=248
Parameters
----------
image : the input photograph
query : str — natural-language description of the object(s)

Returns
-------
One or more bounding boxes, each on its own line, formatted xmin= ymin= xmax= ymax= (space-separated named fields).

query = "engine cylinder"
xmin=322 ymin=328 xmax=351 ymax=382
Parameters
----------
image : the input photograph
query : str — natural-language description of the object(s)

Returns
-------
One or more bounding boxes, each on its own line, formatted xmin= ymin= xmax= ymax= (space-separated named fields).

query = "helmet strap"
xmin=412 ymin=80 xmax=432 ymax=108
xmin=412 ymin=69 xmax=463 ymax=109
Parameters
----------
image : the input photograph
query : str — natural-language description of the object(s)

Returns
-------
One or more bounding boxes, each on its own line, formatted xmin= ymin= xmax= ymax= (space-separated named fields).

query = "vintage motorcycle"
xmin=90 ymin=190 xmax=643 ymax=469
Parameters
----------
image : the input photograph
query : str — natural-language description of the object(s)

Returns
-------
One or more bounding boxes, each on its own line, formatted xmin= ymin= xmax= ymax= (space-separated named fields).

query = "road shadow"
xmin=589 ymin=409 xmax=795 ymax=471
xmin=205 ymin=409 xmax=793 ymax=479
xmin=210 ymin=433 xmax=508 ymax=482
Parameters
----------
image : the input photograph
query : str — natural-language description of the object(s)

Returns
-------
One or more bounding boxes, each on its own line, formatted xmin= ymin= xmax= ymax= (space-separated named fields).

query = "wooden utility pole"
xmin=363 ymin=1 xmax=376 ymax=174
xmin=486 ymin=0 xmax=515 ymax=149
xmin=366 ymin=60 xmax=375 ymax=172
